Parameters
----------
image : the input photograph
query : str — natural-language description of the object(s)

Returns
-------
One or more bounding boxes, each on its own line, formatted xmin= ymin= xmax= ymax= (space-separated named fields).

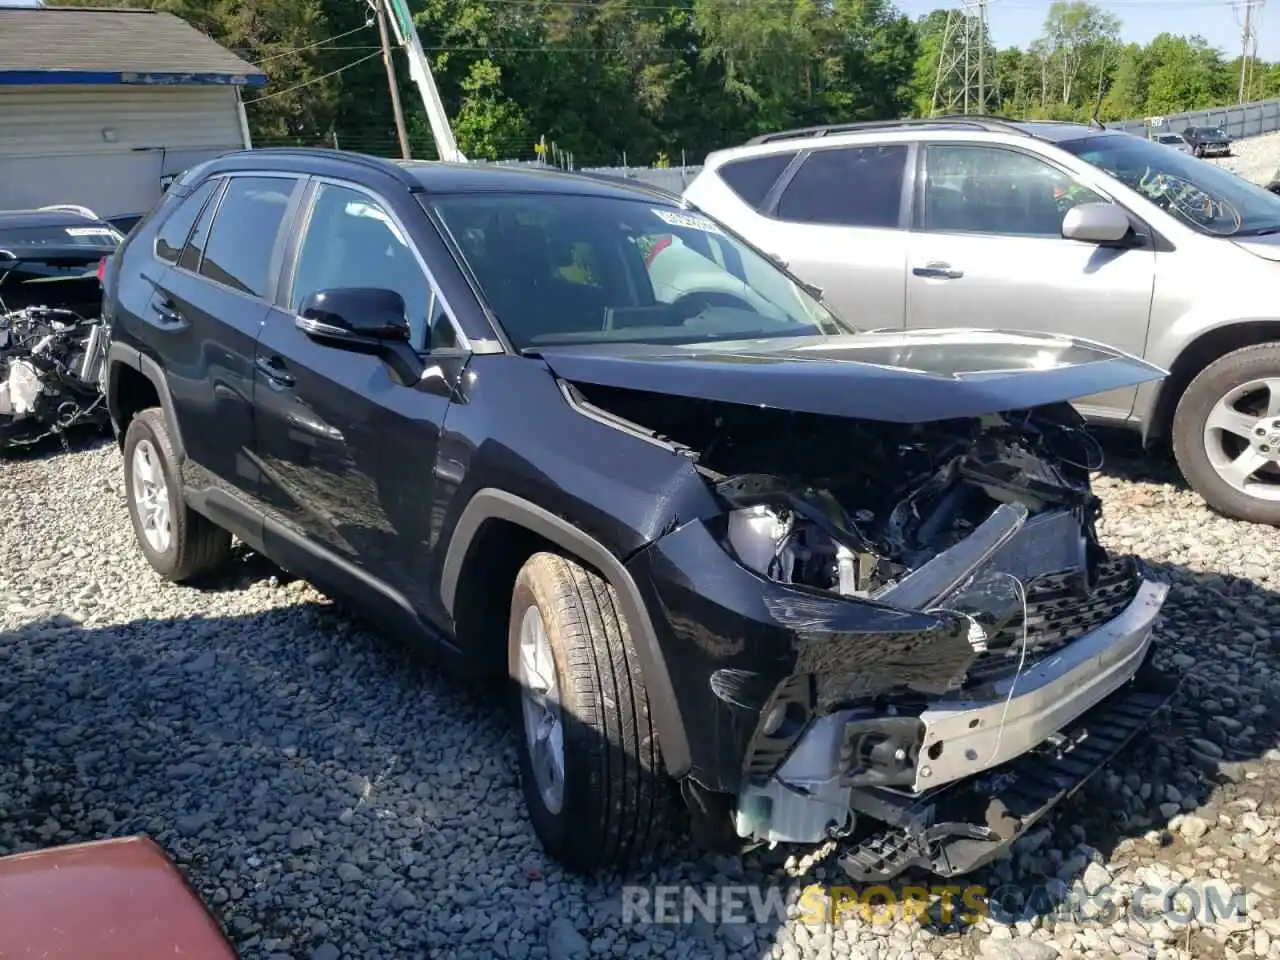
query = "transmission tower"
xmin=930 ymin=0 xmax=994 ymax=116
xmin=1235 ymin=0 xmax=1265 ymax=103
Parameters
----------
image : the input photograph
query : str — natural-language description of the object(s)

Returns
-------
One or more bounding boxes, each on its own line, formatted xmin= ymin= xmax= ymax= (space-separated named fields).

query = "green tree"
xmin=1041 ymin=0 xmax=1120 ymax=106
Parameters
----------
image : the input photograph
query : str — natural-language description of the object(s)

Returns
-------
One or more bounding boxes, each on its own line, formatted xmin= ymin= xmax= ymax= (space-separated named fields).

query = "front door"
xmin=904 ymin=143 xmax=1157 ymax=422
xmin=252 ymin=179 xmax=466 ymax=633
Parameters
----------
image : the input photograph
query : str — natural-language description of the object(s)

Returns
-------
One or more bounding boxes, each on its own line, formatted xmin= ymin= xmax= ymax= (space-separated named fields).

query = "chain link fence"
xmin=527 ymin=98 xmax=1280 ymax=194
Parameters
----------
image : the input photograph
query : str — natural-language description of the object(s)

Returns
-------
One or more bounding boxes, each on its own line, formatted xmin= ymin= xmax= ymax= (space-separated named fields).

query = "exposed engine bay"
xmin=0 ymin=305 xmax=110 ymax=448
xmin=577 ymin=382 xmax=1106 ymax=593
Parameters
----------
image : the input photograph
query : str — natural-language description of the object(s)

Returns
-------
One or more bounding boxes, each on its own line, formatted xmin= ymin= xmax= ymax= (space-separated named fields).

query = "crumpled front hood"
xmin=535 ymin=329 xmax=1166 ymax=423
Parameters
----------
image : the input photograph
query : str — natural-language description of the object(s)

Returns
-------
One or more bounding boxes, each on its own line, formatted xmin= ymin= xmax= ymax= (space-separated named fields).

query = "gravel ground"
xmin=1206 ymin=130 xmax=1280 ymax=185
xmin=4 ymin=433 xmax=1280 ymax=960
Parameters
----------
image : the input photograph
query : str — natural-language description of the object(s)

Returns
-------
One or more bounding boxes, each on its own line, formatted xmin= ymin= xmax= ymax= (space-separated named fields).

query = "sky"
xmin=900 ymin=0 xmax=1277 ymax=60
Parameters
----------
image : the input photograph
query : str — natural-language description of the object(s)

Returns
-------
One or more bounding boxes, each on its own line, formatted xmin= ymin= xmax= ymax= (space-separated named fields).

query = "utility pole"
xmin=930 ymin=11 xmax=958 ymax=116
xmin=933 ymin=0 xmax=989 ymax=115
xmin=977 ymin=0 xmax=987 ymax=115
xmin=374 ymin=0 xmax=411 ymax=160
xmin=1236 ymin=0 xmax=1264 ymax=104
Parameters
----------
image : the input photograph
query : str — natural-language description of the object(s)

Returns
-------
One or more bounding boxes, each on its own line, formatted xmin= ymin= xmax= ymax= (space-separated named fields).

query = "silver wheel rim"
xmin=1203 ymin=376 xmax=1280 ymax=502
xmin=516 ymin=605 xmax=565 ymax=814
xmin=131 ymin=438 xmax=173 ymax=553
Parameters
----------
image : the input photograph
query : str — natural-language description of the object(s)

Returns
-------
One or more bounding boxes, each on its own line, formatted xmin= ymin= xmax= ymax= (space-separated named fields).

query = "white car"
xmin=1154 ymin=132 xmax=1193 ymax=155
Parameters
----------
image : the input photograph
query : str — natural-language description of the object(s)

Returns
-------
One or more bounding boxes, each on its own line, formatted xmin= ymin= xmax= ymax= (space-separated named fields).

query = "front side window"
xmin=775 ymin=145 xmax=906 ymax=228
xmin=200 ymin=176 xmax=294 ymax=298
xmin=430 ymin=193 xmax=849 ymax=350
xmin=291 ymin=184 xmax=439 ymax=351
xmin=1061 ymin=132 xmax=1280 ymax=237
xmin=921 ymin=144 xmax=1107 ymax=237
xmin=155 ymin=179 xmax=218 ymax=263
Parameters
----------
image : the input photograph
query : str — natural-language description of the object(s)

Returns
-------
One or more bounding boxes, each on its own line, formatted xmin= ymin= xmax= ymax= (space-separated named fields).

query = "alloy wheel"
xmin=516 ymin=604 xmax=565 ymax=814
xmin=131 ymin=438 xmax=173 ymax=553
xmin=1202 ymin=377 xmax=1280 ymax=502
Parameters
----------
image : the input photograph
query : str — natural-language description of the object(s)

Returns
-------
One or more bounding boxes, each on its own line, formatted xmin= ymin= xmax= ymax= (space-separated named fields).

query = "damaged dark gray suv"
xmin=101 ymin=148 xmax=1177 ymax=881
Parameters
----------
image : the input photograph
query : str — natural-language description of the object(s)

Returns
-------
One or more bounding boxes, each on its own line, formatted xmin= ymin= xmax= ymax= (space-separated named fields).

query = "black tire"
xmin=123 ymin=408 xmax=232 ymax=581
xmin=508 ymin=552 xmax=672 ymax=872
xmin=1172 ymin=343 xmax=1280 ymax=526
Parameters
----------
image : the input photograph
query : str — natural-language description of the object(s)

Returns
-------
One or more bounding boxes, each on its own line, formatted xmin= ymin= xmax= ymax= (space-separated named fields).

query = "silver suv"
xmin=684 ymin=117 xmax=1280 ymax=525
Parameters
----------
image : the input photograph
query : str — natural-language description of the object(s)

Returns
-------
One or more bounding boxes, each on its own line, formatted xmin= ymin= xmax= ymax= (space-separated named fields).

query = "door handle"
xmin=913 ymin=262 xmax=964 ymax=280
xmin=154 ymin=297 xmax=185 ymax=325
xmin=255 ymin=355 xmax=296 ymax=388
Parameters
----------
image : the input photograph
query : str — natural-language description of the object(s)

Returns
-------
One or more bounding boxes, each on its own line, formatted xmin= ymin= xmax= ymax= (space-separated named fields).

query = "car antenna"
xmin=1089 ymin=59 xmax=1107 ymax=130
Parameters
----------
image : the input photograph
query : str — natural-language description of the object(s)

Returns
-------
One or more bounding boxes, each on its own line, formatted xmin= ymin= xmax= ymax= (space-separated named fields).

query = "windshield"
xmin=429 ymin=193 xmax=850 ymax=349
xmin=1060 ymin=133 xmax=1280 ymax=236
xmin=1199 ymin=127 xmax=1227 ymax=139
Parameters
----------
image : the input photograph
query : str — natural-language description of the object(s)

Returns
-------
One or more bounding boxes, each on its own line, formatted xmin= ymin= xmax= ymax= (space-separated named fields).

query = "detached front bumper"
xmin=837 ymin=654 xmax=1180 ymax=882
xmin=910 ymin=579 xmax=1167 ymax=791
xmin=730 ymin=578 xmax=1169 ymax=852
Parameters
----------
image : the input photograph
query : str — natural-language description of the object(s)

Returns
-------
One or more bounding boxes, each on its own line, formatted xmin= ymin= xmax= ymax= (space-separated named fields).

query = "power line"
xmin=243 ymin=50 xmax=384 ymax=104
xmin=248 ymin=19 xmax=374 ymax=66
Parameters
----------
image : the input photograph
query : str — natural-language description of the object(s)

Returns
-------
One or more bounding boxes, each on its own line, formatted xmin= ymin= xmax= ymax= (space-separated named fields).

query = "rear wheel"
xmin=508 ymin=552 xmax=672 ymax=872
xmin=123 ymin=408 xmax=232 ymax=581
xmin=1172 ymin=344 xmax=1280 ymax=525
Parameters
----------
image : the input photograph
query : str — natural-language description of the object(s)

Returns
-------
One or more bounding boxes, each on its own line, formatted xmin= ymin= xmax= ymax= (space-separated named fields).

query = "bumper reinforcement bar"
xmin=837 ymin=655 xmax=1180 ymax=883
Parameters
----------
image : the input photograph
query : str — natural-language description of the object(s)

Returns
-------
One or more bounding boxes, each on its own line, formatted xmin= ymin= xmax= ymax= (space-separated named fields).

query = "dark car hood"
xmin=534 ymin=330 xmax=1166 ymax=423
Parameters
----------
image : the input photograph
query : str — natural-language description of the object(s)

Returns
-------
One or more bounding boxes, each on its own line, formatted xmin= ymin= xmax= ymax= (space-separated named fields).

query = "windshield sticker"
xmin=652 ymin=209 xmax=723 ymax=234
xmin=64 ymin=227 xmax=115 ymax=237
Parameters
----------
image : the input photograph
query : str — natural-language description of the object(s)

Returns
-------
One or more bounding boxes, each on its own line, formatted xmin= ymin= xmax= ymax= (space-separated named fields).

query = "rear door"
xmin=151 ymin=174 xmax=302 ymax=512
xmin=903 ymin=142 xmax=1157 ymax=422
xmin=755 ymin=142 xmax=912 ymax=330
xmin=253 ymin=178 xmax=468 ymax=633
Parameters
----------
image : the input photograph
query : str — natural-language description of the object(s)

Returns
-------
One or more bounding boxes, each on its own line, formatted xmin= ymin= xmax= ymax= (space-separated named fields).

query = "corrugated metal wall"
xmin=0 ymin=84 xmax=245 ymax=216
xmin=1105 ymin=98 xmax=1280 ymax=139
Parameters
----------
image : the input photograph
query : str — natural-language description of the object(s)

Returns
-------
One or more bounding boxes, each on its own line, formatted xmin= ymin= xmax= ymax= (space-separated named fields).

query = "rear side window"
xmin=178 ymin=179 xmax=223 ymax=273
xmin=199 ymin=176 xmax=295 ymax=298
xmin=718 ymin=152 xmax=795 ymax=210
xmin=155 ymin=179 xmax=218 ymax=263
xmin=775 ymin=145 xmax=907 ymax=228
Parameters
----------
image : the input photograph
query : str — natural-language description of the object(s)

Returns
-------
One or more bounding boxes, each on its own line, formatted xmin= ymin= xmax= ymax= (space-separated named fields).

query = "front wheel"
xmin=508 ymin=552 xmax=673 ymax=872
xmin=1172 ymin=344 xmax=1280 ymax=525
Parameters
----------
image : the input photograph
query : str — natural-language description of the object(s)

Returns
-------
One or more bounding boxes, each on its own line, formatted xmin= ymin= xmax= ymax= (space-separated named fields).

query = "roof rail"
xmin=222 ymin=147 xmax=425 ymax=190
xmin=37 ymin=203 xmax=101 ymax=221
xmin=561 ymin=169 xmax=685 ymax=203
xmin=745 ymin=115 xmax=1034 ymax=146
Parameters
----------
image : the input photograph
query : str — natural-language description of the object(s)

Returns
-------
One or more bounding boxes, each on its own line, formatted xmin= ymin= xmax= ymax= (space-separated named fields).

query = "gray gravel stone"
xmin=546 ymin=918 xmax=589 ymax=959
xmin=7 ymin=415 xmax=1280 ymax=959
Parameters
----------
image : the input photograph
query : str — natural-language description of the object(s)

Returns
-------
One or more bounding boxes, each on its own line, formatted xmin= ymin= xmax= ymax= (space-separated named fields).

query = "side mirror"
xmin=1061 ymin=202 xmax=1133 ymax=245
xmin=295 ymin=287 xmax=411 ymax=344
xmin=295 ymin=287 xmax=423 ymax=383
